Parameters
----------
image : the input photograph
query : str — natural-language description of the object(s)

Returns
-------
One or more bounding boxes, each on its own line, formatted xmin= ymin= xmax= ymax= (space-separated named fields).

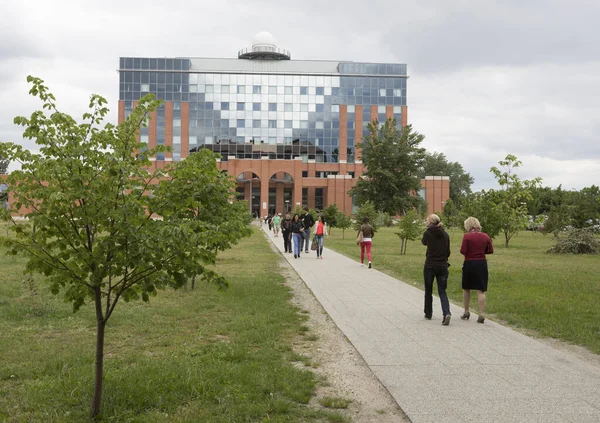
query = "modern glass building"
xmin=118 ymin=32 xmax=448 ymax=216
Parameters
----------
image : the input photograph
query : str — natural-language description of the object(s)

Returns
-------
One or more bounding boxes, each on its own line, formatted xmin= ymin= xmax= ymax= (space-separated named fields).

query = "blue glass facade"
xmin=118 ymin=58 xmax=407 ymax=164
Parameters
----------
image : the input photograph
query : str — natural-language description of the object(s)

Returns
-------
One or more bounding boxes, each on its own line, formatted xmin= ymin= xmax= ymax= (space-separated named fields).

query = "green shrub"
xmin=375 ymin=212 xmax=393 ymax=227
xmin=547 ymin=229 xmax=600 ymax=254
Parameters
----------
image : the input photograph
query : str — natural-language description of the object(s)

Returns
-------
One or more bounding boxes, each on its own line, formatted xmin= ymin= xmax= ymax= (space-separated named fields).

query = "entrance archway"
xmin=269 ymin=172 xmax=294 ymax=216
xmin=236 ymin=172 xmax=261 ymax=217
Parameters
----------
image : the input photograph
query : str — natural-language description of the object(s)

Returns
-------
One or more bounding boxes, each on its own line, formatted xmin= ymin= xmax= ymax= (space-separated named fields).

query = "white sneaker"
xmin=360 ymin=263 xmax=364 ymax=267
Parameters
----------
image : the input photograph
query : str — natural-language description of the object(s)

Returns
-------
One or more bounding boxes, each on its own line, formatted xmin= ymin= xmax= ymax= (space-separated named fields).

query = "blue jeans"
xmin=303 ymin=229 xmax=311 ymax=251
xmin=314 ymin=235 xmax=324 ymax=257
xmin=424 ymin=265 xmax=451 ymax=317
xmin=293 ymin=233 xmax=303 ymax=256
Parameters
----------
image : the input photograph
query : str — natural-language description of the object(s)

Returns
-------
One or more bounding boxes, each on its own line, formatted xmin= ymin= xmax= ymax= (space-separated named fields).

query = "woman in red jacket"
xmin=460 ymin=217 xmax=494 ymax=323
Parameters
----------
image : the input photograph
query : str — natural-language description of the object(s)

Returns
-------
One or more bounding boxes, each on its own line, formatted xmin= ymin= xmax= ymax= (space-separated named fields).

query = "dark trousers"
xmin=282 ymin=230 xmax=291 ymax=252
xmin=424 ymin=265 xmax=451 ymax=317
xmin=303 ymin=228 xmax=311 ymax=251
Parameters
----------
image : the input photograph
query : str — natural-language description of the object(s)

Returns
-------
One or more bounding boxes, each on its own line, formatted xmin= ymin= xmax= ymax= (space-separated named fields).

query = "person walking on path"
xmin=272 ymin=213 xmax=281 ymax=237
xmin=358 ymin=217 xmax=375 ymax=268
xmin=291 ymin=214 xmax=304 ymax=259
xmin=460 ymin=216 xmax=494 ymax=324
xmin=421 ymin=214 xmax=452 ymax=325
xmin=281 ymin=213 xmax=292 ymax=253
xmin=313 ymin=215 xmax=328 ymax=259
xmin=300 ymin=207 xmax=315 ymax=253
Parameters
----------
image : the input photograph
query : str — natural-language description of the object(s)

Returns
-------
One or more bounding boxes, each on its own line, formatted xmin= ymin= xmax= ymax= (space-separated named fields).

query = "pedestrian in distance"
xmin=267 ymin=215 xmax=273 ymax=231
xmin=421 ymin=214 xmax=452 ymax=325
xmin=272 ymin=213 xmax=281 ymax=237
xmin=358 ymin=217 xmax=374 ymax=268
xmin=460 ymin=216 xmax=494 ymax=324
xmin=313 ymin=215 xmax=328 ymax=259
xmin=300 ymin=207 xmax=315 ymax=253
xmin=291 ymin=213 xmax=304 ymax=259
xmin=281 ymin=213 xmax=293 ymax=253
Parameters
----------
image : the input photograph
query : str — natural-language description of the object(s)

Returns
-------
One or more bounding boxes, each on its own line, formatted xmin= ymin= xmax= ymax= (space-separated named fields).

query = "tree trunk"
xmin=91 ymin=287 xmax=106 ymax=420
xmin=191 ymin=275 xmax=196 ymax=290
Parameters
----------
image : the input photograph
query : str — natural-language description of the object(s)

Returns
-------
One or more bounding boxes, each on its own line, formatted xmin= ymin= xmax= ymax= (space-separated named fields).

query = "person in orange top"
xmin=312 ymin=215 xmax=328 ymax=259
xmin=459 ymin=216 xmax=494 ymax=323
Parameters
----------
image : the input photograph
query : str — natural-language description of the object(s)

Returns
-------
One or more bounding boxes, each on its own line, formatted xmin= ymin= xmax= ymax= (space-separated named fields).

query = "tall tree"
xmin=420 ymin=151 xmax=474 ymax=206
xmin=349 ymin=120 xmax=426 ymax=215
xmin=0 ymin=77 xmax=251 ymax=419
xmin=489 ymin=154 xmax=542 ymax=247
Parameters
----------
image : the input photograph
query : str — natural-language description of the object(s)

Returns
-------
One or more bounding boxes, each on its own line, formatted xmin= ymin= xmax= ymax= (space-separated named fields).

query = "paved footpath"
xmin=261 ymin=226 xmax=600 ymax=422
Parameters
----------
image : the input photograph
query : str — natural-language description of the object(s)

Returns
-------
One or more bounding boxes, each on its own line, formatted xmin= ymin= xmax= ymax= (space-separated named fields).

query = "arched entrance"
xmin=235 ymin=172 xmax=261 ymax=217
xmin=269 ymin=172 xmax=294 ymax=216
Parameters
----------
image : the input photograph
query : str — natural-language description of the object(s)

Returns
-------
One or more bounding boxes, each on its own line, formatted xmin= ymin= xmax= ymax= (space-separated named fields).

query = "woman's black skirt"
xmin=462 ymin=260 xmax=489 ymax=292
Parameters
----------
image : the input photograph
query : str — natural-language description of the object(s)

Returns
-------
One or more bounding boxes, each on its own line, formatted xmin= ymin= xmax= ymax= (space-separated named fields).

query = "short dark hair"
xmin=363 ymin=217 xmax=369 ymax=223
xmin=303 ymin=207 xmax=309 ymax=212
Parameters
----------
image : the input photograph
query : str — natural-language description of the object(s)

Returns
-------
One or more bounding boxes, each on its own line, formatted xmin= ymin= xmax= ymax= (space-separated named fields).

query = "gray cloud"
xmin=1 ymin=0 xmax=598 ymax=189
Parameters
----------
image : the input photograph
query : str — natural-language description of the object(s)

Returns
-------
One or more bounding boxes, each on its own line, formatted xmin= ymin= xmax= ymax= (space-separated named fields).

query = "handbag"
xmin=311 ymin=237 xmax=318 ymax=251
xmin=356 ymin=230 xmax=364 ymax=244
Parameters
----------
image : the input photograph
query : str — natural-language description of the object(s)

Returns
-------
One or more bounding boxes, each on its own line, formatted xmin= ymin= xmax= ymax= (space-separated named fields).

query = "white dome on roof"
xmin=252 ymin=31 xmax=277 ymax=48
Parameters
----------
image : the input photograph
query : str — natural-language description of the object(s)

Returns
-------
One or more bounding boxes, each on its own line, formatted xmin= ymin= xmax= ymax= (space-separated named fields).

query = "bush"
xmin=375 ymin=212 xmax=393 ymax=227
xmin=547 ymin=229 xmax=600 ymax=254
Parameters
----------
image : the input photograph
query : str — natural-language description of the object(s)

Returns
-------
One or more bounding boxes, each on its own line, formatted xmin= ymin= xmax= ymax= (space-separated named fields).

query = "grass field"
xmin=326 ymin=226 xmax=600 ymax=355
xmin=0 ymin=225 xmax=347 ymax=422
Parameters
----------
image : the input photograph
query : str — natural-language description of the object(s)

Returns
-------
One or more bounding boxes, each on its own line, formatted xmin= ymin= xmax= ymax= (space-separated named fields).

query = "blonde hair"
xmin=427 ymin=214 xmax=441 ymax=226
xmin=464 ymin=216 xmax=481 ymax=232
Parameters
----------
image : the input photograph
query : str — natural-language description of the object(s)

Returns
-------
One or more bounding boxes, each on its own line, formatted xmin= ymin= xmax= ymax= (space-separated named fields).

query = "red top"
xmin=460 ymin=231 xmax=494 ymax=260
xmin=316 ymin=222 xmax=324 ymax=235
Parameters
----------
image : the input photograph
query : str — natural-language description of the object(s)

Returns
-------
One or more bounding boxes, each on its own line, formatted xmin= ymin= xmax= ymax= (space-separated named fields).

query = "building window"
xmin=316 ymin=104 xmax=324 ymax=112
xmin=221 ymin=102 xmax=229 ymax=110
xmin=222 ymin=85 xmax=229 ymax=93
xmin=253 ymin=119 xmax=260 ymax=128
xmin=315 ymin=121 xmax=324 ymax=129
xmin=285 ymin=86 xmax=293 ymax=94
xmin=237 ymin=102 xmax=245 ymax=111
xmin=206 ymin=85 xmax=214 ymax=93
xmin=302 ymin=188 xmax=308 ymax=206
xmin=253 ymin=102 xmax=261 ymax=111
xmin=300 ymin=104 xmax=308 ymax=112
xmin=331 ymin=104 xmax=339 ymax=113
xmin=316 ymin=87 xmax=324 ymax=95
xmin=302 ymin=171 xmax=308 ymax=178
xmin=141 ymin=83 xmax=149 ymax=92
xmin=268 ymin=120 xmax=277 ymax=128
xmin=300 ymin=86 xmax=308 ymax=95
xmin=173 ymin=119 xmax=181 ymax=127
xmin=269 ymin=85 xmax=277 ymax=94
xmin=332 ymin=87 xmax=339 ymax=96
xmin=268 ymin=103 xmax=277 ymax=111
xmin=347 ymin=105 xmax=355 ymax=113
xmin=284 ymin=120 xmax=292 ymax=128
xmin=394 ymin=89 xmax=402 ymax=96
xmin=300 ymin=121 xmax=308 ymax=129
xmin=315 ymin=188 xmax=324 ymax=211
xmin=237 ymin=85 xmax=245 ymax=94
xmin=379 ymin=88 xmax=387 ymax=97
xmin=237 ymin=119 xmax=245 ymax=128
xmin=284 ymin=103 xmax=292 ymax=112
xmin=253 ymin=85 xmax=261 ymax=94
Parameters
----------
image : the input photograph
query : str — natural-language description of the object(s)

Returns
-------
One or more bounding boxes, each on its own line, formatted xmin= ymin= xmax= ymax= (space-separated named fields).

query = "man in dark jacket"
xmin=421 ymin=214 xmax=451 ymax=325
xmin=300 ymin=207 xmax=315 ymax=253
xmin=281 ymin=213 xmax=293 ymax=253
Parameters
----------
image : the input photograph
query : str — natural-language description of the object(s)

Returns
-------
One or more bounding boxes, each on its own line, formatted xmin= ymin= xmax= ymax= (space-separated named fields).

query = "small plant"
xmin=319 ymin=396 xmax=352 ymax=409
xmin=547 ymin=229 xmax=599 ymax=254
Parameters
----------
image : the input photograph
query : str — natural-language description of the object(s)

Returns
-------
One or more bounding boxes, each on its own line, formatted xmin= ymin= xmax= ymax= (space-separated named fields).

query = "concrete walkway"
xmin=261 ymin=226 xmax=600 ymax=423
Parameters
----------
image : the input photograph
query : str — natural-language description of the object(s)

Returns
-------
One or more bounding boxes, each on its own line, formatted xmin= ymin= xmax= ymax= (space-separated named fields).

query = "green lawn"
xmin=0 ymin=225 xmax=346 ymax=422
xmin=326 ymin=227 xmax=600 ymax=354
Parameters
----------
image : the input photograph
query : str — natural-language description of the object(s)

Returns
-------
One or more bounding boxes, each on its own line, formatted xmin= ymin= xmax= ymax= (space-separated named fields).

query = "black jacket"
xmin=421 ymin=225 xmax=450 ymax=266
xmin=301 ymin=213 xmax=314 ymax=229
xmin=291 ymin=220 xmax=304 ymax=234
xmin=281 ymin=218 xmax=292 ymax=232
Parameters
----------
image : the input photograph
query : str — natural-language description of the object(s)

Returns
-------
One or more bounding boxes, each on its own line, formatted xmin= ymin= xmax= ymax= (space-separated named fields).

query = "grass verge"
xmin=0 ymin=224 xmax=342 ymax=422
xmin=326 ymin=227 xmax=600 ymax=354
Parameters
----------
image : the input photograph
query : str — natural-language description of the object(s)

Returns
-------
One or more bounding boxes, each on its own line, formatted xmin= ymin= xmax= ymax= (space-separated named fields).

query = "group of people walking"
xmin=422 ymin=214 xmax=494 ymax=326
xmin=277 ymin=208 xmax=328 ymax=259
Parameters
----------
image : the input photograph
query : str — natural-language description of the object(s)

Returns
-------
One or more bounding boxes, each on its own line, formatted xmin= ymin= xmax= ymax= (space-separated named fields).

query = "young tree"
xmin=395 ymin=209 xmax=424 ymax=254
xmin=420 ymin=151 xmax=474 ymax=206
xmin=353 ymin=200 xmax=378 ymax=232
xmin=0 ymin=77 xmax=251 ymax=419
xmin=336 ymin=212 xmax=353 ymax=239
xmin=489 ymin=154 xmax=542 ymax=247
xmin=459 ymin=190 xmax=503 ymax=240
xmin=349 ymin=119 xmax=426 ymax=215
xmin=322 ymin=203 xmax=341 ymax=233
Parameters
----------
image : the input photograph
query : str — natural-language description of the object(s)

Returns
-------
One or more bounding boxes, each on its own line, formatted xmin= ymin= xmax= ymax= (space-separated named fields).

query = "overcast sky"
xmin=1 ymin=0 xmax=599 ymax=190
